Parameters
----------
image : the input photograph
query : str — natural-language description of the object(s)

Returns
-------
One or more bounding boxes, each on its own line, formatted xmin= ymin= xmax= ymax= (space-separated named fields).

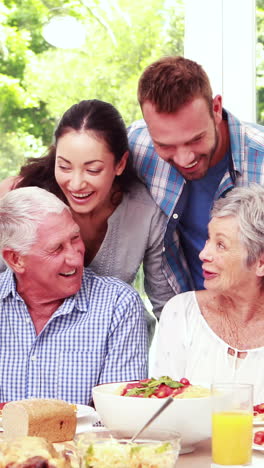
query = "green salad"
xmin=82 ymin=439 xmax=177 ymax=468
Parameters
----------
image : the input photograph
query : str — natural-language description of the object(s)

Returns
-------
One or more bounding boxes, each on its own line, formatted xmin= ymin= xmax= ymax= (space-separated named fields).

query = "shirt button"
xmin=162 ymin=247 xmax=165 ymax=252
xmin=31 ymin=355 xmax=37 ymax=361
xmin=26 ymin=318 xmax=31 ymax=324
xmin=172 ymin=213 xmax=178 ymax=219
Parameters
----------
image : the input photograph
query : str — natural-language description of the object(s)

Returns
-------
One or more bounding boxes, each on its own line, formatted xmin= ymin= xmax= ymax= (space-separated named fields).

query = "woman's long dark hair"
xmin=17 ymin=99 xmax=136 ymax=200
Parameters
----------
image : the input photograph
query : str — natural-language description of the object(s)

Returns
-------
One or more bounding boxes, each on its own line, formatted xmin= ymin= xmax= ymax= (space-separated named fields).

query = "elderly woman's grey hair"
xmin=211 ymin=183 xmax=264 ymax=266
xmin=0 ymin=186 xmax=70 ymax=257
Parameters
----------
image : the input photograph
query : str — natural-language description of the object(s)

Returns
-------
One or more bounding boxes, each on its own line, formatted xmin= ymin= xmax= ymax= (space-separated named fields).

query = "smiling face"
xmin=142 ymin=96 xmax=222 ymax=180
xmin=54 ymin=130 xmax=127 ymax=215
xmin=20 ymin=209 xmax=85 ymax=301
xmin=199 ymin=216 xmax=257 ymax=293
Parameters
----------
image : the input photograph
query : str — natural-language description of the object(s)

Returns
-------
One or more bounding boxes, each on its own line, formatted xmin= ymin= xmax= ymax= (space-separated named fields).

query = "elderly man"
xmin=0 ymin=187 xmax=148 ymax=405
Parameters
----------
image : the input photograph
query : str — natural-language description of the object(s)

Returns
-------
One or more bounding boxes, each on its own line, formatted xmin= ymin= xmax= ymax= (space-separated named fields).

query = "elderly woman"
xmin=153 ymin=184 xmax=264 ymax=403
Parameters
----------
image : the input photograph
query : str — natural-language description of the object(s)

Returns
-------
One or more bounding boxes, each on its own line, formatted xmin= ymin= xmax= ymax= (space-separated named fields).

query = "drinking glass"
xmin=211 ymin=383 xmax=253 ymax=467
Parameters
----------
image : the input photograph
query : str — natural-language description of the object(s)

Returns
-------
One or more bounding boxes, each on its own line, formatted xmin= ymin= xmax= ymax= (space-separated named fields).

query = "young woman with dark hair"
xmin=0 ymin=99 xmax=176 ymax=332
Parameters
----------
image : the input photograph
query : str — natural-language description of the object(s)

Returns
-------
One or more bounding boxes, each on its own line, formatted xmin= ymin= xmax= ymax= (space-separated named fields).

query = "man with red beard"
xmin=128 ymin=55 xmax=264 ymax=293
xmin=0 ymin=187 xmax=148 ymax=405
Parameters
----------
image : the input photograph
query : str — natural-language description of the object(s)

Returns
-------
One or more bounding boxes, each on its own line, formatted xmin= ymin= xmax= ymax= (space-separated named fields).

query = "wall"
xmin=184 ymin=0 xmax=256 ymax=122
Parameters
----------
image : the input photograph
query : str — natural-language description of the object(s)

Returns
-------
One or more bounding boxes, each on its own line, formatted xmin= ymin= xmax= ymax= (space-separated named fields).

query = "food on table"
xmin=0 ymin=402 xmax=7 ymax=418
xmin=254 ymin=430 xmax=264 ymax=445
xmin=78 ymin=437 xmax=178 ymax=468
xmin=2 ymin=398 xmax=77 ymax=443
xmin=119 ymin=376 xmax=210 ymax=398
xmin=0 ymin=436 xmax=72 ymax=467
xmin=254 ymin=403 xmax=264 ymax=413
xmin=0 ymin=403 xmax=6 ymax=418
xmin=254 ymin=403 xmax=264 ymax=422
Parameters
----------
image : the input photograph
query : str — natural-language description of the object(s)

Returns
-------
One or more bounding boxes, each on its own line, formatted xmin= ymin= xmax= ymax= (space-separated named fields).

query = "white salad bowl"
xmin=92 ymin=380 xmax=213 ymax=453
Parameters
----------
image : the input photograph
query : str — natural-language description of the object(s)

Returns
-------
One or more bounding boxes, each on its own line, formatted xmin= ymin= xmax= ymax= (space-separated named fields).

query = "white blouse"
xmin=153 ymin=291 xmax=264 ymax=404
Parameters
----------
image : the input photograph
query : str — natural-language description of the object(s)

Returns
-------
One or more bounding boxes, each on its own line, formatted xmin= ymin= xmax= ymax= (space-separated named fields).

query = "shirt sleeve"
xmin=142 ymin=205 xmax=176 ymax=320
xmin=127 ymin=121 xmax=156 ymax=183
xmin=98 ymin=286 xmax=149 ymax=384
xmin=152 ymin=294 xmax=191 ymax=380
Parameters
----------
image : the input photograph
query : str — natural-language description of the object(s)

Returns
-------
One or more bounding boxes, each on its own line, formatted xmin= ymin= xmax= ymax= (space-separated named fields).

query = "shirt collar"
xmin=0 ymin=268 xmax=20 ymax=300
xmin=0 ymin=266 xmax=90 ymax=314
xmin=224 ymin=108 xmax=243 ymax=175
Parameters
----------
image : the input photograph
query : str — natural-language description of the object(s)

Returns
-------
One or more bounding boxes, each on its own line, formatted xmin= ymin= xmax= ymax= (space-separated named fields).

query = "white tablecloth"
xmin=177 ymin=439 xmax=264 ymax=467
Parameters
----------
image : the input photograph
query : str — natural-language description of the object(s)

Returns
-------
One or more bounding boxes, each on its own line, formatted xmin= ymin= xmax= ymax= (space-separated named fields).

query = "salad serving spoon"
xmin=130 ymin=396 xmax=174 ymax=443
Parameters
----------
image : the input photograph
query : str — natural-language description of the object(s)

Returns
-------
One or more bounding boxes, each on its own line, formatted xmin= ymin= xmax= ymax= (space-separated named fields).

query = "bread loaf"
xmin=2 ymin=399 xmax=77 ymax=443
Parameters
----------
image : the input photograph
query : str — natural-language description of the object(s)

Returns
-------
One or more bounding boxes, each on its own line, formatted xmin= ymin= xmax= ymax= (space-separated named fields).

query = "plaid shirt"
xmin=0 ymin=268 xmax=148 ymax=405
xmin=128 ymin=109 xmax=264 ymax=293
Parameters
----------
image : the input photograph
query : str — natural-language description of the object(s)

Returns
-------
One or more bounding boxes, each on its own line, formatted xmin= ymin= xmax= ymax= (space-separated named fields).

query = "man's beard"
xmin=172 ymin=124 xmax=219 ymax=181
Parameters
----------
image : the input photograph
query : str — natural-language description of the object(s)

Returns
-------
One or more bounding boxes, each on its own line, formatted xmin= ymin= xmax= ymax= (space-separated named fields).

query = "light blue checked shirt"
xmin=128 ymin=109 xmax=264 ymax=293
xmin=0 ymin=268 xmax=148 ymax=405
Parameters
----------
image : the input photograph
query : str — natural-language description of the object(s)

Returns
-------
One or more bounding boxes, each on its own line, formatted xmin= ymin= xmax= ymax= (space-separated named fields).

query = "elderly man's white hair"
xmin=0 ymin=186 xmax=70 ymax=256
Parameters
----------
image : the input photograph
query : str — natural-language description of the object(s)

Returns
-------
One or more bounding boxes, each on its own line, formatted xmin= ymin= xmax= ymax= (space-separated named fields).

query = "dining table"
xmin=1 ymin=407 xmax=264 ymax=467
xmin=177 ymin=438 xmax=264 ymax=467
xmin=0 ymin=432 xmax=263 ymax=466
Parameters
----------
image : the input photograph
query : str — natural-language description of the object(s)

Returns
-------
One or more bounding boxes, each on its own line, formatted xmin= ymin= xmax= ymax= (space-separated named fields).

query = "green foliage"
xmin=0 ymin=0 xmax=185 ymax=175
xmin=0 ymin=27 xmax=30 ymax=78
xmin=0 ymin=130 xmax=46 ymax=178
xmin=0 ymin=74 xmax=34 ymax=130
xmin=22 ymin=0 xmax=185 ymax=125
xmin=2 ymin=1 xmax=263 ymax=171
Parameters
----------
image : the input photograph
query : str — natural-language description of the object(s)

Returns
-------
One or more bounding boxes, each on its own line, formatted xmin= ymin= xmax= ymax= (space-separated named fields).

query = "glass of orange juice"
xmin=211 ymin=383 xmax=253 ymax=466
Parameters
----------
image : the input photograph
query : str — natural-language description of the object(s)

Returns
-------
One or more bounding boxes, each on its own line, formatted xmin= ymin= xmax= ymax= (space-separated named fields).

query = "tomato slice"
xmin=121 ymin=379 xmax=151 ymax=396
xmin=254 ymin=403 xmax=264 ymax=414
xmin=180 ymin=378 xmax=190 ymax=386
xmin=121 ymin=377 xmax=192 ymax=398
xmin=0 ymin=402 xmax=7 ymax=410
xmin=153 ymin=384 xmax=175 ymax=398
xmin=254 ymin=431 xmax=264 ymax=445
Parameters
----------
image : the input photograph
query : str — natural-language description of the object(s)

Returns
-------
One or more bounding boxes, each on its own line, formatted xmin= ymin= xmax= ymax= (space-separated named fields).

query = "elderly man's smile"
xmin=59 ymin=269 xmax=77 ymax=277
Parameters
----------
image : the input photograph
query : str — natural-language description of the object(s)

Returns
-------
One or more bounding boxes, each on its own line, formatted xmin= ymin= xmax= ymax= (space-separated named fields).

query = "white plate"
xmin=254 ymin=416 xmax=264 ymax=426
xmin=254 ymin=421 xmax=264 ymax=427
xmin=77 ymin=404 xmax=98 ymax=420
xmin=253 ymin=443 xmax=264 ymax=452
xmin=76 ymin=404 xmax=101 ymax=434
